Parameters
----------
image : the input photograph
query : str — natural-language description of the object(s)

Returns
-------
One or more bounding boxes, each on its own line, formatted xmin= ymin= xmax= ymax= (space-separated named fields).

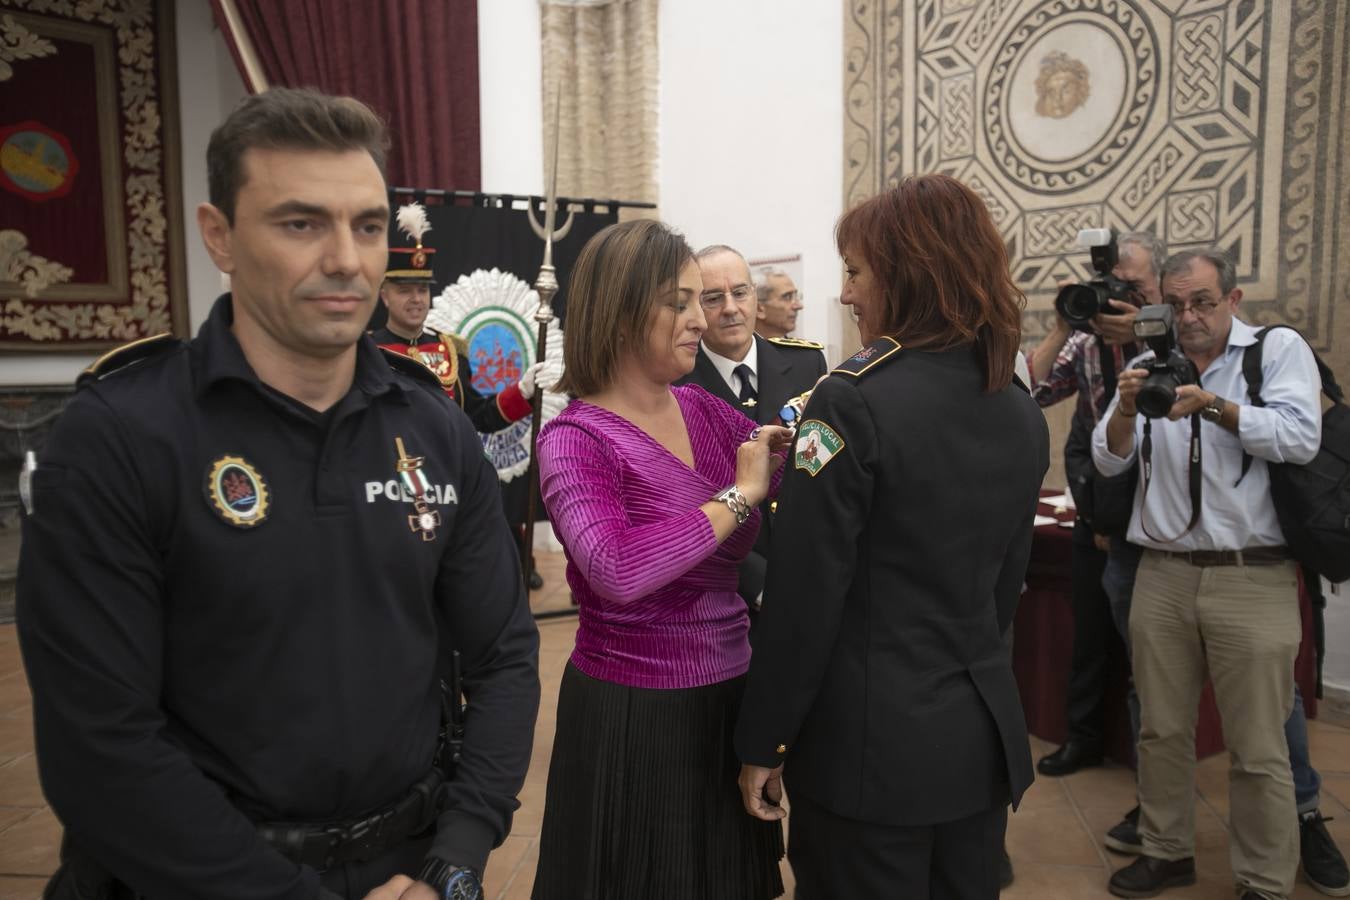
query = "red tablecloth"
xmin=1011 ymin=493 xmax=1318 ymax=764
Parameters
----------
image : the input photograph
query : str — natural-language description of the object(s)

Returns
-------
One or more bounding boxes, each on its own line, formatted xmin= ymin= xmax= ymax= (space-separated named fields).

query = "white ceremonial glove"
xmin=519 ymin=361 xmax=547 ymax=400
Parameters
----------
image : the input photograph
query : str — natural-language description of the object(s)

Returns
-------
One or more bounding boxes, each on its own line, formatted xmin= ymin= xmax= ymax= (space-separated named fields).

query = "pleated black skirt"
xmin=532 ymin=663 xmax=785 ymax=900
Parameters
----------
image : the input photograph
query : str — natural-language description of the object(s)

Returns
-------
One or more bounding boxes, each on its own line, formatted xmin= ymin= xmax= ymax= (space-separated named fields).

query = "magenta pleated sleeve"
xmin=536 ymin=385 xmax=762 ymax=689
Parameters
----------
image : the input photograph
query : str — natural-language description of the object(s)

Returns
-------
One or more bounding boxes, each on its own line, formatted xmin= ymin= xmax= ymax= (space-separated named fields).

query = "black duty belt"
xmin=257 ymin=768 xmax=446 ymax=871
xmin=1155 ymin=546 xmax=1290 ymax=567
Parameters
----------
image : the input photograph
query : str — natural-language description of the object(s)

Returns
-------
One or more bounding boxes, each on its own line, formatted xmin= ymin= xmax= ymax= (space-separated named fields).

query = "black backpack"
xmin=1241 ymin=325 xmax=1350 ymax=583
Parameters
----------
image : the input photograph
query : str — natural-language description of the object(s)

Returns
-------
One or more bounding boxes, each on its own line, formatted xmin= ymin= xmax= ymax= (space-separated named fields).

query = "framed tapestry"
xmin=843 ymin=0 xmax=1349 ymax=356
xmin=0 ymin=0 xmax=188 ymax=351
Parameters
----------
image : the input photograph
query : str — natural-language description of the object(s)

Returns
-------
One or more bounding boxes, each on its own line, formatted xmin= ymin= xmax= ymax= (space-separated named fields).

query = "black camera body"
xmin=1054 ymin=228 xmax=1137 ymax=330
xmin=1131 ymin=305 xmax=1199 ymax=418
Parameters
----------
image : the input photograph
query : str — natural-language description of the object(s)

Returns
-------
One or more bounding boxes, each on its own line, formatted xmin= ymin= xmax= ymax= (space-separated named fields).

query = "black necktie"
xmin=734 ymin=363 xmax=757 ymax=406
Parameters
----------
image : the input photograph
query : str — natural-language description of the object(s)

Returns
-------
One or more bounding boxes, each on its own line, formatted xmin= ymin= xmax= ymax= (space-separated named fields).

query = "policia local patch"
xmin=794 ymin=420 xmax=844 ymax=476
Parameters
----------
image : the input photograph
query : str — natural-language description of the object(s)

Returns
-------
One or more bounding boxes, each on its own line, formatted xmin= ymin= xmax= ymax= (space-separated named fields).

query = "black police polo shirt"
xmin=18 ymin=295 xmax=539 ymax=897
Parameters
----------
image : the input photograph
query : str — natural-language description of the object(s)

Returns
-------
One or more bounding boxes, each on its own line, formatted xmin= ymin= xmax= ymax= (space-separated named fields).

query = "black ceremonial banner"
xmin=375 ymin=196 xmax=619 ymax=329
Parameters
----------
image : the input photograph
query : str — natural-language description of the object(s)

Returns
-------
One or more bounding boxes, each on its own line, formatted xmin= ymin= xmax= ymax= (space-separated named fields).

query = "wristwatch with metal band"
xmin=416 ymin=857 xmax=483 ymax=900
xmin=1200 ymin=395 xmax=1226 ymax=423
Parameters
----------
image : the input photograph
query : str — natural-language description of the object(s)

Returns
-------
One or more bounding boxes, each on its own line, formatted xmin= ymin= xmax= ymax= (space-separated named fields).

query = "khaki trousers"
xmin=1131 ymin=551 xmax=1300 ymax=899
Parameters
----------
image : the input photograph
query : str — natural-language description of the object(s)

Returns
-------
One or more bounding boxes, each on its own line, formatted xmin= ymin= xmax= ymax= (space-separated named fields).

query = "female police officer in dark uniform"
xmin=734 ymin=174 xmax=1049 ymax=899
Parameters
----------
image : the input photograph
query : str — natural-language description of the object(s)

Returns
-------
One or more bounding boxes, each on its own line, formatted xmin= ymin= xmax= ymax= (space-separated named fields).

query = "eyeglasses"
xmin=699 ymin=285 xmax=755 ymax=310
xmin=1166 ymin=298 xmax=1223 ymax=316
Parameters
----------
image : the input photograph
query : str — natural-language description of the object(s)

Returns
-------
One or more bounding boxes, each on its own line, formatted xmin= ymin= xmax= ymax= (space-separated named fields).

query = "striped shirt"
xmin=1026 ymin=332 xmax=1141 ymax=424
xmin=537 ymin=385 xmax=761 ymax=689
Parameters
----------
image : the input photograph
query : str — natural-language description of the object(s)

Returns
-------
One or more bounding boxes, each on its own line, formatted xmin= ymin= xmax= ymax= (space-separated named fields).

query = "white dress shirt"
xmin=1091 ymin=317 xmax=1322 ymax=551
xmin=702 ymin=340 xmax=759 ymax=397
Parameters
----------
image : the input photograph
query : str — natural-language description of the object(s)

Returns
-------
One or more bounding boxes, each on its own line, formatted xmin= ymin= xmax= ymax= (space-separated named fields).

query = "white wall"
xmin=1324 ymin=579 xmax=1350 ymax=694
xmin=658 ymin=0 xmax=845 ymax=362
xmin=0 ymin=0 xmax=243 ymax=387
xmin=476 ymin=0 xmax=846 ymax=362
xmin=176 ymin=0 xmax=247 ymax=333
xmin=478 ymin=0 xmax=543 ymax=197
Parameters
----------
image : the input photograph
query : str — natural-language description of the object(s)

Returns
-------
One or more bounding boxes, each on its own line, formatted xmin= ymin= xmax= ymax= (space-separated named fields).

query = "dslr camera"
xmin=1131 ymin=305 xmax=1199 ymax=419
xmin=1054 ymin=228 xmax=1139 ymax=329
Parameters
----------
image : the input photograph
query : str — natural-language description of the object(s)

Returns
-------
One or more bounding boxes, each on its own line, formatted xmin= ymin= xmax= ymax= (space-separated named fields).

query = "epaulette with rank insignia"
xmin=77 ymin=333 xmax=180 ymax=389
xmin=439 ymin=332 xmax=469 ymax=357
xmin=767 ymin=336 xmax=825 ymax=350
xmin=831 ymin=336 xmax=903 ymax=379
xmin=380 ymin=346 xmax=445 ymax=391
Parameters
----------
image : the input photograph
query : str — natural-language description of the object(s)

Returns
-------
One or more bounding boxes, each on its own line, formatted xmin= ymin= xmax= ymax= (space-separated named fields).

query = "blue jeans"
xmin=1103 ymin=537 xmax=1319 ymax=811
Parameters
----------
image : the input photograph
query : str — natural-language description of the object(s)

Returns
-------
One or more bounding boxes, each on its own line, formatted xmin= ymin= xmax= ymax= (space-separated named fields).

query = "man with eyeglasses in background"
xmin=1094 ymin=248 xmax=1325 ymax=900
xmin=676 ymin=244 xmax=827 ymax=615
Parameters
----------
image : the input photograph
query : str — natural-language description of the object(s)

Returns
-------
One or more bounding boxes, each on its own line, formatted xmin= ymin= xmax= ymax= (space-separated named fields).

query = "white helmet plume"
xmin=396 ymin=202 xmax=432 ymax=247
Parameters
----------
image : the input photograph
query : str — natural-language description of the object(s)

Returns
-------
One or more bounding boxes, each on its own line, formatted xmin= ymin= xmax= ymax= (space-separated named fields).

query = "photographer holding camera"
xmin=1093 ymin=249 xmax=1323 ymax=900
xmin=1026 ymin=230 xmax=1164 ymax=779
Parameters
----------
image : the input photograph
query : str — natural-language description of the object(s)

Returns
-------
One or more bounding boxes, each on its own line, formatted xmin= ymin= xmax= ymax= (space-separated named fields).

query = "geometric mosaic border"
xmin=844 ymin=0 xmax=1347 ymax=353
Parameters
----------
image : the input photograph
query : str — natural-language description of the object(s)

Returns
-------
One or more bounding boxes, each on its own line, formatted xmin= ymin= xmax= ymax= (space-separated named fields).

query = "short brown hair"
xmin=556 ymin=220 xmax=694 ymax=396
xmin=835 ymin=174 xmax=1025 ymax=392
xmin=207 ymin=87 xmax=389 ymax=223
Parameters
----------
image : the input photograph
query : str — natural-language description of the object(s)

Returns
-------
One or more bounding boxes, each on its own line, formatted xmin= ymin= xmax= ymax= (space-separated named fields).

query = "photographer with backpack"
xmin=1092 ymin=248 xmax=1333 ymax=900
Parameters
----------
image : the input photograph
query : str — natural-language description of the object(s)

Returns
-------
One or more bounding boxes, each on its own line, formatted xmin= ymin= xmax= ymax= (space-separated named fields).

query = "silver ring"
xmin=749 ymin=427 xmax=762 ymax=441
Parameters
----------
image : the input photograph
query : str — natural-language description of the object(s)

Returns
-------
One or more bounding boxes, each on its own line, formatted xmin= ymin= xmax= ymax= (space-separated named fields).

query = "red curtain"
xmin=210 ymin=0 xmax=480 ymax=190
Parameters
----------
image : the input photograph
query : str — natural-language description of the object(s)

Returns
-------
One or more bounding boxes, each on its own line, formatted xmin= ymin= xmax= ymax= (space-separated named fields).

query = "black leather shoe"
xmin=1108 ymin=856 xmax=1196 ymax=898
xmin=528 ymin=569 xmax=544 ymax=591
xmin=1105 ymin=805 xmax=1143 ymax=855
xmin=1000 ymin=846 xmax=1013 ymax=890
xmin=1037 ymin=741 xmax=1104 ymax=776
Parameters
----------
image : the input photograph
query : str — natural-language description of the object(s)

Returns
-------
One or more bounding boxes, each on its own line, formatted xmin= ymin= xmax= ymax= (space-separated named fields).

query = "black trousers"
xmin=787 ymin=791 xmax=1007 ymax=900
xmin=48 ymin=833 xmax=432 ymax=900
xmin=1064 ymin=523 xmax=1114 ymax=747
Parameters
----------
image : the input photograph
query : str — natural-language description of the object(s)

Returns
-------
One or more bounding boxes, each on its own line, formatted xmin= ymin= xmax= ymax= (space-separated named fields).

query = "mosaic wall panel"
xmin=844 ymin=0 xmax=1348 ymax=355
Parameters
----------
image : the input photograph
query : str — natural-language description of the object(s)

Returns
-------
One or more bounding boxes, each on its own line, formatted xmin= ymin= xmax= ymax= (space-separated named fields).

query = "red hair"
xmin=836 ymin=174 xmax=1025 ymax=392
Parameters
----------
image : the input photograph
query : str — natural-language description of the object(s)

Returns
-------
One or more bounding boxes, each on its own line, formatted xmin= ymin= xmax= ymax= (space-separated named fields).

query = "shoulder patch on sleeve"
xmin=794 ymin=419 xmax=845 ymax=476
xmin=768 ymin=336 xmax=825 ymax=350
xmin=380 ymin=346 xmax=445 ymax=391
xmin=77 ymin=333 xmax=180 ymax=388
xmin=831 ymin=337 xmax=902 ymax=379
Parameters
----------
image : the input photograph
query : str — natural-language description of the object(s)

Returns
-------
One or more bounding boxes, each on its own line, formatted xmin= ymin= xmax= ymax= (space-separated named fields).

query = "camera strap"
xmin=1098 ymin=336 xmax=1119 ymax=401
xmin=1139 ymin=412 xmax=1202 ymax=544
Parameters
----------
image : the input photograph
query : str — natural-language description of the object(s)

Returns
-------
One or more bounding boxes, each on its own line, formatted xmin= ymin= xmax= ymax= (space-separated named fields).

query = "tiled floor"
xmin=2 ymin=552 xmax=1349 ymax=899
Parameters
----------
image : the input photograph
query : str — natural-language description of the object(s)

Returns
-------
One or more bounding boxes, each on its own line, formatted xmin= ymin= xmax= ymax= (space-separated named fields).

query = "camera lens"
xmin=1137 ymin=375 xmax=1177 ymax=419
xmin=1054 ymin=283 xmax=1105 ymax=327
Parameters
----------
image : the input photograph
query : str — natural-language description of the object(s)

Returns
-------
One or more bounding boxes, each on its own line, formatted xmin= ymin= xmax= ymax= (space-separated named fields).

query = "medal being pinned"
xmin=395 ymin=437 xmax=441 ymax=541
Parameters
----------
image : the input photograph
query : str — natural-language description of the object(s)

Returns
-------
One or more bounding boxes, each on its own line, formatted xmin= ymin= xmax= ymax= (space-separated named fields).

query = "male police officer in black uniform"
xmin=675 ymin=244 xmax=827 ymax=611
xmin=17 ymin=88 xmax=540 ymax=900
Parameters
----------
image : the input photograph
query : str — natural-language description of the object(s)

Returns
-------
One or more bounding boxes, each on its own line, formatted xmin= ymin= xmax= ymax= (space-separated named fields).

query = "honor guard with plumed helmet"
xmin=373 ymin=202 xmax=545 ymax=434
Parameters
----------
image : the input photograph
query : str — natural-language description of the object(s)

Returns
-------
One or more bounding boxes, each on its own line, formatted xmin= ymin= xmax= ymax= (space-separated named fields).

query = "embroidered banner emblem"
xmin=794 ymin=420 xmax=844 ymax=477
xmin=205 ymin=456 xmax=270 ymax=527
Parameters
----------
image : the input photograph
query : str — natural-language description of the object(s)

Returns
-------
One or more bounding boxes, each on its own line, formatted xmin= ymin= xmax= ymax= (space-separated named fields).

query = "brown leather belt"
xmin=1156 ymin=546 xmax=1290 ymax=567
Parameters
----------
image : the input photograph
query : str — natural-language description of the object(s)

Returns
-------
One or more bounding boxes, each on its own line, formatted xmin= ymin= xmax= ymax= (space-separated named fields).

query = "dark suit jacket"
xmin=675 ymin=335 xmax=827 ymax=604
xmin=735 ymin=338 xmax=1049 ymax=826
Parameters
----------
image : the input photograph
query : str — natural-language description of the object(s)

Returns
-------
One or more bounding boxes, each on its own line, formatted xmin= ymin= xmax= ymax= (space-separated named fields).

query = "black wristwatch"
xmin=416 ymin=857 xmax=483 ymax=900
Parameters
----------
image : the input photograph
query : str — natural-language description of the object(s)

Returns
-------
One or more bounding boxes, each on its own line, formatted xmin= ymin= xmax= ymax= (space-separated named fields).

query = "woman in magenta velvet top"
xmin=531 ymin=220 xmax=790 ymax=899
